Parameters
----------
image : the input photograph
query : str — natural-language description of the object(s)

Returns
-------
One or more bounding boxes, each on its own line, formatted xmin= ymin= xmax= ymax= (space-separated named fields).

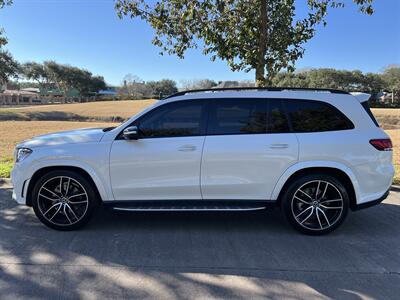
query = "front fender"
xmin=270 ymin=160 xmax=361 ymax=202
xmin=27 ymin=159 xmax=113 ymax=202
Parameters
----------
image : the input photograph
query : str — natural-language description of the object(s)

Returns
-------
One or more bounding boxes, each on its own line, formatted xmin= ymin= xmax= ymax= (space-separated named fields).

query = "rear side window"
xmin=267 ymin=99 xmax=290 ymax=133
xmin=361 ymin=101 xmax=379 ymax=127
xmin=284 ymin=100 xmax=354 ymax=132
xmin=136 ymin=101 xmax=205 ymax=138
xmin=209 ymin=99 xmax=267 ymax=135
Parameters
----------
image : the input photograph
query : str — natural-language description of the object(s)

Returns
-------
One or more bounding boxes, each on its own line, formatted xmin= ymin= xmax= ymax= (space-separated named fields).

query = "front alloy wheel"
xmin=32 ymin=170 xmax=98 ymax=230
xmin=282 ymin=174 xmax=349 ymax=235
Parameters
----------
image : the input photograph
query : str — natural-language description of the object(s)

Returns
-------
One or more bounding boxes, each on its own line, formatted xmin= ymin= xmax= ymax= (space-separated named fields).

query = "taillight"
xmin=369 ymin=139 xmax=393 ymax=151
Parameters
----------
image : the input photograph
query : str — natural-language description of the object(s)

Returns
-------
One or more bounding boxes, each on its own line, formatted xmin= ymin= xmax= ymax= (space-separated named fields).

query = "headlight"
xmin=15 ymin=148 xmax=32 ymax=163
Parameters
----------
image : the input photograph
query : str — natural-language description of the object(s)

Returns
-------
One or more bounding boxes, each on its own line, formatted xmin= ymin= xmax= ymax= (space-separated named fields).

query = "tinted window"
xmin=267 ymin=100 xmax=290 ymax=133
xmin=284 ymin=100 xmax=354 ymax=132
xmin=136 ymin=101 xmax=205 ymax=138
xmin=209 ymin=99 xmax=267 ymax=135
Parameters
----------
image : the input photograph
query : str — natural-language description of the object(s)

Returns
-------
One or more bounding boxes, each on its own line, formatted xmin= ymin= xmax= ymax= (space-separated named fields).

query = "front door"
xmin=110 ymin=100 xmax=207 ymax=200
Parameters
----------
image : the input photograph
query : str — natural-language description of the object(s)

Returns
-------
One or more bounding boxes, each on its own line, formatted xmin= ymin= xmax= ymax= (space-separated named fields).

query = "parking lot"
xmin=0 ymin=181 xmax=399 ymax=299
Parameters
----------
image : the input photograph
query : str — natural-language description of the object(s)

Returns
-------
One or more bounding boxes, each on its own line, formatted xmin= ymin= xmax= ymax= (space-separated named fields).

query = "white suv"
xmin=11 ymin=88 xmax=395 ymax=234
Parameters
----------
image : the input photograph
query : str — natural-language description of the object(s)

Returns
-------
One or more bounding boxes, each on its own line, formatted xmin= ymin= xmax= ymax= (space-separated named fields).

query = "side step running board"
xmin=112 ymin=206 xmax=267 ymax=212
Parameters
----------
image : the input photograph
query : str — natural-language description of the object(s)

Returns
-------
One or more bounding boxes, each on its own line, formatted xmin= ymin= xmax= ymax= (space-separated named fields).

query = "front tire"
xmin=281 ymin=173 xmax=349 ymax=235
xmin=32 ymin=170 xmax=98 ymax=231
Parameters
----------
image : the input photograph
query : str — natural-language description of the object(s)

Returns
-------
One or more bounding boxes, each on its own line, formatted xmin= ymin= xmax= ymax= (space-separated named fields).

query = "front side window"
xmin=136 ymin=101 xmax=205 ymax=138
xmin=209 ymin=99 xmax=267 ymax=135
xmin=284 ymin=100 xmax=354 ymax=132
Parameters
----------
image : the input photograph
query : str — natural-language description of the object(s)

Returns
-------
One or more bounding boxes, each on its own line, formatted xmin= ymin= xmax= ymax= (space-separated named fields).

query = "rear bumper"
xmin=352 ymin=188 xmax=390 ymax=211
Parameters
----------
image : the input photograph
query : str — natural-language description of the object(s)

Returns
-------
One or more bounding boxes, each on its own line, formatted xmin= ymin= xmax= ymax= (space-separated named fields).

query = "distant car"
xmin=11 ymin=88 xmax=394 ymax=234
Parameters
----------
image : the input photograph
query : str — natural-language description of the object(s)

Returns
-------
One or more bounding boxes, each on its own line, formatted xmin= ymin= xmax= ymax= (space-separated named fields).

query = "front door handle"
xmin=178 ymin=145 xmax=197 ymax=152
xmin=269 ymin=143 xmax=289 ymax=149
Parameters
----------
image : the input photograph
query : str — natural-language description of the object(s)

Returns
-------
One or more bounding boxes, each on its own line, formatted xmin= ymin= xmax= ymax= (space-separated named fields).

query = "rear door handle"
xmin=178 ymin=145 xmax=197 ymax=152
xmin=269 ymin=143 xmax=289 ymax=149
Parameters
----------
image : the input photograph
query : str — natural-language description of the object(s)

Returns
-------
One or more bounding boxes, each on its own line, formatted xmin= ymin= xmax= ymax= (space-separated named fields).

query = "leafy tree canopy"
xmin=116 ymin=0 xmax=373 ymax=86
xmin=0 ymin=50 xmax=19 ymax=85
xmin=146 ymin=79 xmax=178 ymax=96
xmin=21 ymin=61 xmax=107 ymax=95
xmin=271 ymin=67 xmax=399 ymax=95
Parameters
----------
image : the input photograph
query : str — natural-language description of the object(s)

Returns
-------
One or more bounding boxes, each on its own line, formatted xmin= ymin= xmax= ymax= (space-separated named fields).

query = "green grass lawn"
xmin=0 ymin=158 xmax=13 ymax=178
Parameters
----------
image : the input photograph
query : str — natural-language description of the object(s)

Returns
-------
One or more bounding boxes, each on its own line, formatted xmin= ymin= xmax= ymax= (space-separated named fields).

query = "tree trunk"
xmin=256 ymin=0 xmax=268 ymax=87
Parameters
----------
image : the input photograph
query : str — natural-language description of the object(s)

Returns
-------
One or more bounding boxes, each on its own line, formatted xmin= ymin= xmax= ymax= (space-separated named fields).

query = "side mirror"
xmin=123 ymin=126 xmax=139 ymax=140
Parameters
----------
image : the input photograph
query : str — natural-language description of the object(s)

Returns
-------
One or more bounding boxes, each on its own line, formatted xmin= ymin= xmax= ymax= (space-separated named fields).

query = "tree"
xmin=271 ymin=68 xmax=387 ymax=94
xmin=22 ymin=62 xmax=50 ymax=87
xmin=115 ymin=0 xmax=373 ymax=86
xmin=382 ymin=66 xmax=400 ymax=101
xmin=22 ymin=61 xmax=107 ymax=95
xmin=0 ymin=50 xmax=19 ymax=85
xmin=180 ymin=78 xmax=217 ymax=90
xmin=0 ymin=0 xmax=18 ymax=87
xmin=147 ymin=79 xmax=178 ymax=97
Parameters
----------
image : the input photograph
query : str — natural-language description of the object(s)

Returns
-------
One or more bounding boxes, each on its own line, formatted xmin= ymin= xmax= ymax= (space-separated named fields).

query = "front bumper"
xmin=10 ymin=165 xmax=31 ymax=205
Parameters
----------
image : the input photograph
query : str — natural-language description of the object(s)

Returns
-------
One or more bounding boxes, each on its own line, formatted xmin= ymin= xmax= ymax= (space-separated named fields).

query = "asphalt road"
xmin=0 ymin=181 xmax=399 ymax=300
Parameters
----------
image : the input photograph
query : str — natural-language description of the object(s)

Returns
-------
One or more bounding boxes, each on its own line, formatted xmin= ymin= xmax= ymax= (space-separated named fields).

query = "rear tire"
xmin=281 ymin=173 xmax=349 ymax=235
xmin=32 ymin=170 xmax=98 ymax=231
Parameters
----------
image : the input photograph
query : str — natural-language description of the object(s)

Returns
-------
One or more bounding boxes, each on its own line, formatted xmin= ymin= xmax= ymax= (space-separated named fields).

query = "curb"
xmin=0 ymin=178 xmax=12 ymax=188
xmin=0 ymin=178 xmax=11 ymax=185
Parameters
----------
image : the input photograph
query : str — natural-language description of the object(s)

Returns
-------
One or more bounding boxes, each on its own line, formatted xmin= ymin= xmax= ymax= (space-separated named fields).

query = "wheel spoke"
xmin=68 ymin=193 xmax=86 ymax=199
xmin=295 ymin=206 xmax=313 ymax=219
xmin=59 ymin=177 xmax=63 ymax=196
xmin=294 ymin=195 xmax=312 ymax=205
xmin=66 ymin=204 xmax=79 ymax=220
xmin=69 ymin=200 xmax=88 ymax=205
xmin=65 ymin=178 xmax=71 ymax=197
xmin=42 ymin=187 xmax=60 ymax=198
xmin=43 ymin=203 xmax=61 ymax=216
xmin=48 ymin=203 xmax=62 ymax=221
xmin=320 ymin=182 xmax=329 ymax=199
xmin=300 ymin=207 xmax=314 ymax=225
xmin=315 ymin=181 xmax=321 ymax=200
xmin=298 ymin=189 xmax=313 ymax=200
xmin=63 ymin=205 xmax=72 ymax=224
xmin=39 ymin=193 xmax=59 ymax=202
xmin=320 ymin=204 xmax=342 ymax=210
xmin=316 ymin=208 xmax=323 ymax=229
xmin=320 ymin=199 xmax=342 ymax=204
xmin=318 ymin=207 xmax=331 ymax=227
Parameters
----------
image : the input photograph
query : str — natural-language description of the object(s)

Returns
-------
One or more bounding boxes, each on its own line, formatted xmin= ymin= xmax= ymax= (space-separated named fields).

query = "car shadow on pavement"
xmin=0 ymin=187 xmax=399 ymax=299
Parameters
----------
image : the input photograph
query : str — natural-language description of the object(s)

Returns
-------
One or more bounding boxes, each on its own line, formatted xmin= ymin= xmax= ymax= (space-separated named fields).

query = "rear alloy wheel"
xmin=281 ymin=174 xmax=349 ymax=235
xmin=32 ymin=170 xmax=98 ymax=230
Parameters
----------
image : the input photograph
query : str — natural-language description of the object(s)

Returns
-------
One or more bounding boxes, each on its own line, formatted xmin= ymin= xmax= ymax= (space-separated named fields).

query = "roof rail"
xmin=163 ymin=86 xmax=349 ymax=99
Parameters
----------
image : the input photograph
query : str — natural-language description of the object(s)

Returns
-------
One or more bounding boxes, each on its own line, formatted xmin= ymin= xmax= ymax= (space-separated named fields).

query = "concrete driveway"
xmin=0 ymin=182 xmax=399 ymax=300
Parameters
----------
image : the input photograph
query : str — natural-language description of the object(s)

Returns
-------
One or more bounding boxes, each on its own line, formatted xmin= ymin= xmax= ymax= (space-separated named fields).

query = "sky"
xmin=0 ymin=0 xmax=399 ymax=86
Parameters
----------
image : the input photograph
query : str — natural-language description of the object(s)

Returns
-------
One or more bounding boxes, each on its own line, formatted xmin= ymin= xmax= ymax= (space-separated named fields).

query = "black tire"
xmin=32 ymin=170 xmax=98 ymax=231
xmin=281 ymin=173 xmax=349 ymax=235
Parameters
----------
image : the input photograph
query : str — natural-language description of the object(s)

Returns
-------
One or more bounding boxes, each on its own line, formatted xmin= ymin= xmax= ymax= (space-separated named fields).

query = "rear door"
xmin=200 ymin=98 xmax=298 ymax=200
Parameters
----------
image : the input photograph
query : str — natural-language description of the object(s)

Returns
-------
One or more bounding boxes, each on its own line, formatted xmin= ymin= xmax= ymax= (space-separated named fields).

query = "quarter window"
xmin=284 ymin=100 xmax=354 ymax=132
xmin=209 ymin=99 xmax=267 ymax=135
xmin=136 ymin=101 xmax=205 ymax=138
